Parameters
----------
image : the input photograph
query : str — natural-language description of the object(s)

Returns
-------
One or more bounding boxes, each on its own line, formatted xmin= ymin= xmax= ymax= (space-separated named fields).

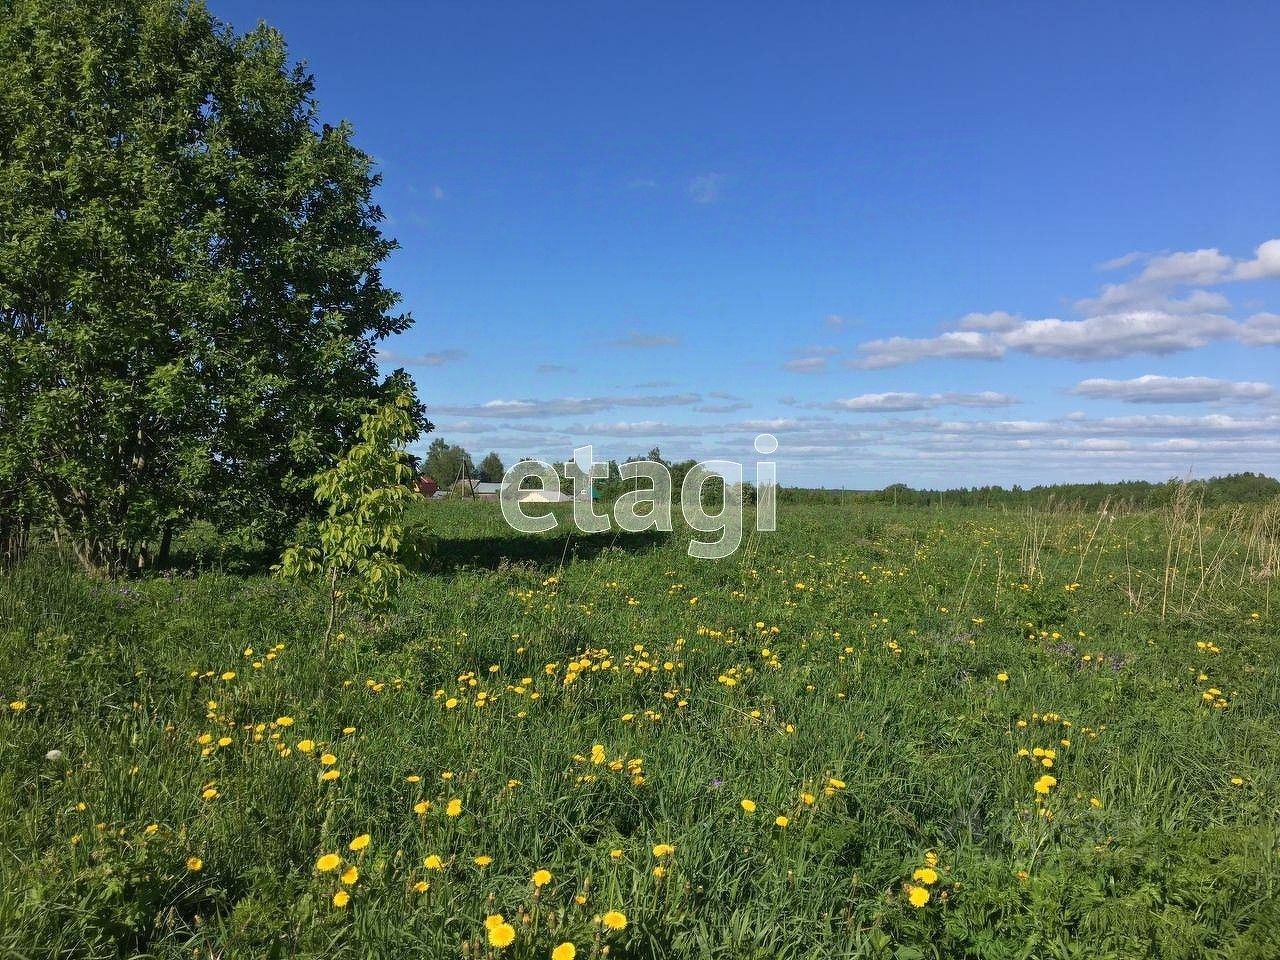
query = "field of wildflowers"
xmin=1 ymin=501 xmax=1277 ymax=958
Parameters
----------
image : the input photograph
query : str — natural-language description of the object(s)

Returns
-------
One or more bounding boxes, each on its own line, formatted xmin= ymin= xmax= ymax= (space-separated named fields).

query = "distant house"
xmin=519 ymin=488 xmax=573 ymax=504
xmin=412 ymin=475 xmax=439 ymax=497
xmin=474 ymin=482 xmax=503 ymax=500
xmin=452 ymin=479 xmax=504 ymax=500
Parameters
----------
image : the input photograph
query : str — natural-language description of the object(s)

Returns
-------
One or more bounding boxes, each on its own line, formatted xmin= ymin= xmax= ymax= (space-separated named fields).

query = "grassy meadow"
xmin=1 ymin=499 xmax=1278 ymax=959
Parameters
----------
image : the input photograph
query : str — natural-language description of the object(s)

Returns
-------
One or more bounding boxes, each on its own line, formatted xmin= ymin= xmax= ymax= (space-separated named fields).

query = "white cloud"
xmin=1071 ymin=375 xmax=1272 ymax=404
xmin=956 ymin=311 xmax=1021 ymax=332
xmin=695 ymin=400 xmax=751 ymax=413
xmin=1074 ymin=413 xmax=1280 ymax=436
xmin=578 ymin=420 xmax=706 ymax=437
xmin=1078 ymin=239 xmax=1280 ymax=314
xmin=1000 ymin=310 xmax=1237 ymax=360
xmin=1139 ymin=248 xmax=1234 ymax=286
xmin=1097 ymin=251 xmax=1147 ymax=271
xmin=854 ymin=308 xmax=1246 ymax=368
xmin=784 ymin=356 xmax=828 ymax=373
xmin=1234 ymin=239 xmax=1280 ymax=280
xmin=1073 ymin=438 xmax=1133 ymax=451
xmin=1240 ymin=313 xmax=1280 ymax=345
xmin=806 ymin=391 xmax=1019 ymax=412
xmin=432 ymin=393 xmax=702 ymax=418
xmin=1079 ymin=248 xmax=1234 ymax=313
xmin=851 ymin=330 xmax=1005 ymax=368
xmin=733 ymin=417 xmax=816 ymax=432
xmin=1165 ymin=290 xmax=1233 ymax=314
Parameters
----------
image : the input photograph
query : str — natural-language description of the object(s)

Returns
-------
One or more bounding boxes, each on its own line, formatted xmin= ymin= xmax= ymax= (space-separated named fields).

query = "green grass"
xmin=1 ymin=501 xmax=1278 ymax=959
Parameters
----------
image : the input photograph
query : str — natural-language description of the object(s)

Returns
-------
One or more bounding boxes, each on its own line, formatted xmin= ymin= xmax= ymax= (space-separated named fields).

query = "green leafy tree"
xmin=477 ymin=451 xmax=505 ymax=483
xmin=274 ymin=391 xmax=418 ymax=648
xmin=0 ymin=0 xmax=426 ymax=573
xmin=422 ymin=438 xmax=474 ymax=489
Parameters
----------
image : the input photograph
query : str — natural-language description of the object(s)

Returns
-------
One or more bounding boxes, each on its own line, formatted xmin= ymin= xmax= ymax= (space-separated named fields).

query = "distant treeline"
xmin=776 ymin=473 xmax=1280 ymax=510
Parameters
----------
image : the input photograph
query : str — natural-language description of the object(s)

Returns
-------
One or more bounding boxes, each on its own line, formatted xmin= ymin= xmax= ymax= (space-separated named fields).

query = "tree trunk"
xmin=158 ymin=521 xmax=174 ymax=568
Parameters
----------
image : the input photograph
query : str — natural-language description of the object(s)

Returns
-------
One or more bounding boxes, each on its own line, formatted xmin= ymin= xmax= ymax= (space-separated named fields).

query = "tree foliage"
xmin=274 ymin=391 xmax=419 ymax=646
xmin=422 ymin=438 xmax=475 ymax=489
xmin=0 ymin=0 xmax=426 ymax=572
xmin=477 ymin=451 xmax=505 ymax=483
xmin=775 ymin=473 xmax=1280 ymax=510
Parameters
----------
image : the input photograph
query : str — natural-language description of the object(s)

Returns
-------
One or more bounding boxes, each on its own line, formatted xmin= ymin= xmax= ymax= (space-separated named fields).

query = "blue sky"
xmin=213 ymin=1 xmax=1280 ymax=488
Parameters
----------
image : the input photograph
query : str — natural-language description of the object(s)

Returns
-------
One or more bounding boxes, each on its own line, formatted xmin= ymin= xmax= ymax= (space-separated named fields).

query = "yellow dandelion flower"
xmin=341 ymin=865 xmax=359 ymax=885
xmin=413 ymin=800 xmax=430 ymax=815
xmin=552 ymin=943 xmax=577 ymax=960
xmin=532 ymin=868 xmax=553 ymax=887
xmin=1033 ymin=775 xmax=1057 ymax=795
xmin=774 ymin=815 xmax=789 ymax=828
xmin=474 ymin=855 xmax=493 ymax=867
xmin=908 ymin=885 xmax=930 ymax=907
xmin=487 ymin=922 xmax=516 ymax=948
xmin=275 ymin=716 xmax=294 ymax=727
xmin=413 ymin=880 xmax=430 ymax=893
xmin=296 ymin=739 xmax=315 ymax=753
xmin=912 ymin=867 xmax=938 ymax=885
xmin=740 ymin=798 xmax=756 ymax=813
xmin=315 ymin=853 xmax=341 ymax=872
xmin=320 ymin=769 xmax=341 ymax=781
xmin=348 ymin=834 xmax=371 ymax=852
xmin=601 ymin=910 xmax=628 ymax=931
xmin=320 ymin=753 xmax=337 ymax=766
xmin=446 ymin=798 xmax=462 ymax=817
xmin=332 ymin=890 xmax=350 ymax=908
xmin=424 ymin=854 xmax=444 ymax=870
xmin=651 ymin=843 xmax=675 ymax=857
xmin=186 ymin=856 xmax=203 ymax=871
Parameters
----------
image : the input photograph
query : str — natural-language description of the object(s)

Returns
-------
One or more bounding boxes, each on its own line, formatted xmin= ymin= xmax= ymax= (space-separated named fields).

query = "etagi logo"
xmin=500 ymin=434 xmax=779 ymax=560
